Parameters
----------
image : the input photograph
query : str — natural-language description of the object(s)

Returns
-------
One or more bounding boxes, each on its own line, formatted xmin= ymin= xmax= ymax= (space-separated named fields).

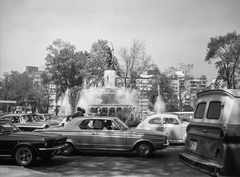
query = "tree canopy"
xmin=45 ymin=39 xmax=90 ymax=95
xmin=205 ymin=31 xmax=240 ymax=89
xmin=119 ymin=40 xmax=153 ymax=88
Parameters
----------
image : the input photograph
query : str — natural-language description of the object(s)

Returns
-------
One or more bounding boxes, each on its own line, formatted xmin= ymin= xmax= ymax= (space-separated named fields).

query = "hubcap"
xmin=17 ymin=148 xmax=32 ymax=165
xmin=139 ymin=144 xmax=150 ymax=155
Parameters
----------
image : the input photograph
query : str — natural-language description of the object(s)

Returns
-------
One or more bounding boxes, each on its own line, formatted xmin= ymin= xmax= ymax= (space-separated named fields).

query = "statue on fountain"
xmin=106 ymin=45 xmax=115 ymax=70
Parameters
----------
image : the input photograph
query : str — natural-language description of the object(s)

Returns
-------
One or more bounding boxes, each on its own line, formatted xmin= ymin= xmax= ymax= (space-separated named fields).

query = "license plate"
xmin=190 ymin=141 xmax=197 ymax=151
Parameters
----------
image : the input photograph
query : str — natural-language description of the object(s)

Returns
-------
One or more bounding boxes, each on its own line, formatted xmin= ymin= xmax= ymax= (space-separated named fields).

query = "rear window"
xmin=207 ymin=101 xmax=221 ymax=119
xmin=194 ymin=102 xmax=206 ymax=119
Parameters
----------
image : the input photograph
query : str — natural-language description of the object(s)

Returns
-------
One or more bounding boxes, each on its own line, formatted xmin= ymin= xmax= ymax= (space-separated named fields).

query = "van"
xmin=179 ymin=89 xmax=240 ymax=176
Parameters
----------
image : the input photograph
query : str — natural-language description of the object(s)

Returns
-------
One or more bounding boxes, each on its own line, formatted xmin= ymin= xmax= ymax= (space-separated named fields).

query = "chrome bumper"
xmin=39 ymin=143 xmax=67 ymax=151
xmin=179 ymin=152 xmax=222 ymax=176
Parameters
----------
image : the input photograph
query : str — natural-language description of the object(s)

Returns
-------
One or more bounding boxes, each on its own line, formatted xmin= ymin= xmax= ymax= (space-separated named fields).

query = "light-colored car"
xmin=0 ymin=113 xmax=49 ymax=131
xmin=136 ymin=113 xmax=189 ymax=144
xmin=35 ymin=116 xmax=169 ymax=157
xmin=37 ymin=113 xmax=60 ymax=126
xmin=179 ymin=89 xmax=240 ymax=176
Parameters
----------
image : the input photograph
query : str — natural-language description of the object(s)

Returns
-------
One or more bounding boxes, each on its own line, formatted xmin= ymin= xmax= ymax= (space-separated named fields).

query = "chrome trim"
xmin=39 ymin=143 xmax=67 ymax=151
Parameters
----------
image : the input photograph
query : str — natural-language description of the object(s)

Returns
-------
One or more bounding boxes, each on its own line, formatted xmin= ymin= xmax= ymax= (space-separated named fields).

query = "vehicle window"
xmin=207 ymin=101 xmax=221 ymax=119
xmin=170 ymin=118 xmax=179 ymax=124
xmin=103 ymin=120 xmax=113 ymax=130
xmin=79 ymin=119 xmax=93 ymax=129
xmin=12 ymin=116 xmax=20 ymax=123
xmin=148 ymin=118 xmax=162 ymax=124
xmin=194 ymin=102 xmax=206 ymax=119
xmin=114 ymin=119 xmax=128 ymax=130
xmin=163 ymin=118 xmax=178 ymax=124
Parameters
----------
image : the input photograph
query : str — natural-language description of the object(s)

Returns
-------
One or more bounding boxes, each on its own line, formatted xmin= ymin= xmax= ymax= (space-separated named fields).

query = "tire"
xmin=136 ymin=142 xmax=153 ymax=157
xmin=60 ymin=142 xmax=75 ymax=156
xmin=40 ymin=155 xmax=54 ymax=160
xmin=14 ymin=146 xmax=36 ymax=167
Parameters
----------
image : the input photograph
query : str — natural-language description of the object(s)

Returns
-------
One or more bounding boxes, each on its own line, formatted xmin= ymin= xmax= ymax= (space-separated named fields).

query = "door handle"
xmin=202 ymin=129 xmax=207 ymax=133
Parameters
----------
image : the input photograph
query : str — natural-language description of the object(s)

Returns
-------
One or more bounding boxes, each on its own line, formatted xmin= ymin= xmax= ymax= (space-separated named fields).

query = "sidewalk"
xmin=0 ymin=165 xmax=63 ymax=177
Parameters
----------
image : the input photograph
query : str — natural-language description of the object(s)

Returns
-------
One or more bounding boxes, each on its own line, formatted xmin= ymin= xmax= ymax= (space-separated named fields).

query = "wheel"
xmin=136 ymin=142 xmax=153 ymax=157
xmin=14 ymin=146 xmax=36 ymax=166
xmin=40 ymin=155 xmax=54 ymax=160
xmin=60 ymin=142 xmax=75 ymax=156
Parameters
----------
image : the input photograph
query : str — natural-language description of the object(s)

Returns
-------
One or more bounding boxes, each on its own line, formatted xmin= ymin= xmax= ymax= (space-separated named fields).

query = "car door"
xmin=91 ymin=119 xmax=127 ymax=150
xmin=144 ymin=117 xmax=164 ymax=132
xmin=163 ymin=117 xmax=183 ymax=140
xmin=72 ymin=119 xmax=93 ymax=150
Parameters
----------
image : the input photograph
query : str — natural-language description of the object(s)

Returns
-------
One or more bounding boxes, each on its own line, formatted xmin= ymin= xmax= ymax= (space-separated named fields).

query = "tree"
xmin=164 ymin=63 xmax=194 ymax=111
xmin=145 ymin=66 xmax=177 ymax=112
xmin=40 ymin=71 xmax=53 ymax=113
xmin=87 ymin=39 xmax=120 ymax=86
xmin=205 ymin=31 xmax=240 ymax=89
xmin=45 ymin=39 xmax=90 ymax=114
xmin=0 ymin=71 xmax=41 ymax=113
xmin=119 ymin=40 xmax=153 ymax=88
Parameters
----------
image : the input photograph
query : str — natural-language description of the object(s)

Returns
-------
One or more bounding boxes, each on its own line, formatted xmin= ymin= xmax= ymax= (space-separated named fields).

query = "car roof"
xmin=1 ymin=113 xmax=29 ymax=117
xmin=197 ymin=89 xmax=240 ymax=98
xmin=141 ymin=113 xmax=179 ymax=123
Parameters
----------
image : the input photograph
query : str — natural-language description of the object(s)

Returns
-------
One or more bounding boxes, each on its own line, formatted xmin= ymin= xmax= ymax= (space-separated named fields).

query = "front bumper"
xmin=179 ymin=152 xmax=222 ymax=176
xmin=38 ymin=143 xmax=67 ymax=156
xmin=163 ymin=140 xmax=169 ymax=149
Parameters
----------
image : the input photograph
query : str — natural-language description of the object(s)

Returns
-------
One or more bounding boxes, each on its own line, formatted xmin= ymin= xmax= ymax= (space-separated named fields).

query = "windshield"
xmin=0 ymin=121 xmax=20 ymax=133
xmin=22 ymin=115 xmax=41 ymax=122
xmin=113 ymin=119 xmax=129 ymax=130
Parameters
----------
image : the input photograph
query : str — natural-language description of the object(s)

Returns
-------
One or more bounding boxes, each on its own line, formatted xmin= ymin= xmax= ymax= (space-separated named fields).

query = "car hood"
xmin=9 ymin=131 xmax=65 ymax=140
xmin=130 ymin=128 xmax=167 ymax=137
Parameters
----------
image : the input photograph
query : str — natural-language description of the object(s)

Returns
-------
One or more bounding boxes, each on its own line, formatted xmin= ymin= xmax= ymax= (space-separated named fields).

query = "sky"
xmin=0 ymin=0 xmax=240 ymax=84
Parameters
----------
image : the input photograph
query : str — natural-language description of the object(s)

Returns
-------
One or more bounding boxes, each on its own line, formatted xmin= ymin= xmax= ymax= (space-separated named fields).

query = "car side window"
xmin=194 ymin=102 xmax=206 ymax=119
xmin=12 ymin=116 xmax=20 ymax=123
xmin=79 ymin=119 xmax=93 ymax=129
xmin=148 ymin=118 xmax=162 ymax=124
xmin=207 ymin=101 xmax=221 ymax=119
xmin=170 ymin=118 xmax=179 ymax=124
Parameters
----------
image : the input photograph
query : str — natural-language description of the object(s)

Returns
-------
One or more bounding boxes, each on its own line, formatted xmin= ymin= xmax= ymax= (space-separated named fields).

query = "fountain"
xmin=153 ymin=85 xmax=166 ymax=114
xmin=58 ymin=44 xmax=139 ymax=116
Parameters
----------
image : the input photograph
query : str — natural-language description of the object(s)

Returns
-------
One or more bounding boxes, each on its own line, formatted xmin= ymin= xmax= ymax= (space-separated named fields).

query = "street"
xmin=0 ymin=145 xmax=210 ymax=177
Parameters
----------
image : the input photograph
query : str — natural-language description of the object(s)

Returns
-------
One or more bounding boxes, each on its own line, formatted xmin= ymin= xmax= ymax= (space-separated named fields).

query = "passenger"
xmin=72 ymin=107 xmax=83 ymax=118
xmin=103 ymin=120 xmax=112 ymax=130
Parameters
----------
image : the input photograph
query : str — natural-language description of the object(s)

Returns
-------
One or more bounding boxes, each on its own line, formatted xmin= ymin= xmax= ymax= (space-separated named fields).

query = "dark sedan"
xmin=35 ymin=116 xmax=169 ymax=157
xmin=0 ymin=119 xmax=67 ymax=166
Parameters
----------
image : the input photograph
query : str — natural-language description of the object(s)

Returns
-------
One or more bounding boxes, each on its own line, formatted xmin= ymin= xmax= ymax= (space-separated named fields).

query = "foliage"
xmin=0 ymin=71 xmax=44 ymax=113
xmin=87 ymin=39 xmax=120 ymax=86
xmin=116 ymin=111 xmax=141 ymax=127
xmin=205 ymin=31 xmax=240 ymax=89
xmin=119 ymin=40 xmax=153 ymax=88
xmin=45 ymin=39 xmax=90 ymax=113
xmin=144 ymin=66 xmax=177 ymax=112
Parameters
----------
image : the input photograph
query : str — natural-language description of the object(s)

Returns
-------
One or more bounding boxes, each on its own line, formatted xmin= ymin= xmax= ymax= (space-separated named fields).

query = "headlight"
xmin=44 ymin=141 xmax=48 ymax=147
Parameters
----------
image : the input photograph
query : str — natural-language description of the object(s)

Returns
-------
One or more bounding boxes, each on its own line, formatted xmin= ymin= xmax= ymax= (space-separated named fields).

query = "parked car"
xmin=136 ymin=113 xmax=189 ymax=144
xmin=35 ymin=116 xmax=169 ymax=157
xmin=0 ymin=119 xmax=67 ymax=166
xmin=36 ymin=113 xmax=60 ymax=126
xmin=0 ymin=113 xmax=49 ymax=131
xmin=179 ymin=89 xmax=240 ymax=176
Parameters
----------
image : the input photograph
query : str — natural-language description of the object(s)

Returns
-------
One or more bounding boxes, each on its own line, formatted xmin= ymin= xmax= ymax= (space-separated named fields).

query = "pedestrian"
xmin=72 ymin=107 xmax=83 ymax=118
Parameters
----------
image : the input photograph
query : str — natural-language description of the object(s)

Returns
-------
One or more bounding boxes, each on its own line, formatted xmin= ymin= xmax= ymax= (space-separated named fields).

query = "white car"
xmin=136 ymin=113 xmax=189 ymax=144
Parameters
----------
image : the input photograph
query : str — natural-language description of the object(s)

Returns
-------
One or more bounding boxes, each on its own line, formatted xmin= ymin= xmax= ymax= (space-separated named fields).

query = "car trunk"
xmin=185 ymin=124 xmax=224 ymax=160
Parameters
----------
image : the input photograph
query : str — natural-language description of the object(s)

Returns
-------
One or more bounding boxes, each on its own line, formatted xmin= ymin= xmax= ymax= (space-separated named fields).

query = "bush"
xmin=116 ymin=111 xmax=141 ymax=127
